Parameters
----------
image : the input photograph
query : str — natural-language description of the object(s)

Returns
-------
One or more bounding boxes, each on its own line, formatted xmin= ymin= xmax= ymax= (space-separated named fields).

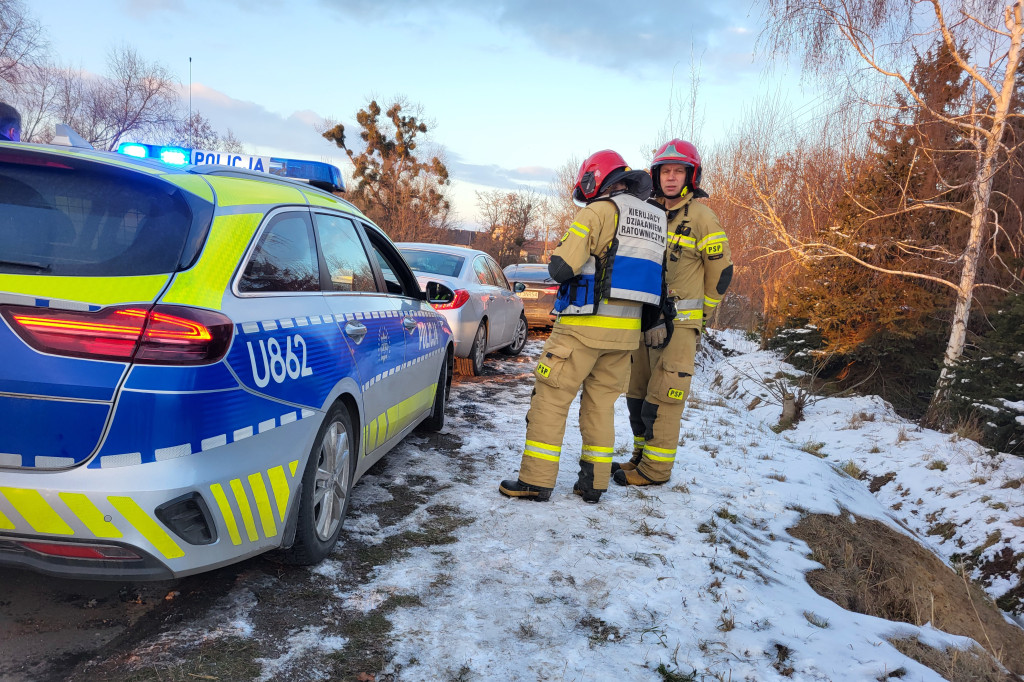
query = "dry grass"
xmin=889 ymin=636 xmax=1018 ymax=682
xmin=927 ymin=459 xmax=949 ymax=471
xmin=789 ymin=512 xmax=1024 ymax=677
xmin=799 ymin=441 xmax=827 ymax=458
xmin=840 ymin=460 xmax=865 ymax=479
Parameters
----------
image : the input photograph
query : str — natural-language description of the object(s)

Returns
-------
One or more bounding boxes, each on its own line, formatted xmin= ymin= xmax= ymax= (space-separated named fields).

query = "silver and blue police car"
xmin=0 ymin=138 xmax=454 ymax=579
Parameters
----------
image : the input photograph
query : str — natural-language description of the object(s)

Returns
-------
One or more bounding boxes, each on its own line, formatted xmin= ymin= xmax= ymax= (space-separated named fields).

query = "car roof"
xmin=397 ymin=242 xmax=490 ymax=259
xmin=1 ymin=141 xmax=365 ymax=217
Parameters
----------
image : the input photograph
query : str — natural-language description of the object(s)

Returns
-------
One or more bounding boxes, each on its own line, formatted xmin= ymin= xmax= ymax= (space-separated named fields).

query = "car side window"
xmin=314 ymin=213 xmax=376 ymax=293
xmin=485 ymin=258 xmax=509 ymax=290
xmin=362 ymin=225 xmax=420 ymax=298
xmin=239 ymin=211 xmax=319 ymax=293
xmin=473 ymin=256 xmax=492 ymax=286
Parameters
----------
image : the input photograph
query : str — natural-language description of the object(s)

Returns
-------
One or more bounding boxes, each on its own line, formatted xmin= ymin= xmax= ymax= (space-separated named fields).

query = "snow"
xmin=328 ymin=331 xmax=1023 ymax=680
xmin=163 ymin=331 xmax=1024 ymax=680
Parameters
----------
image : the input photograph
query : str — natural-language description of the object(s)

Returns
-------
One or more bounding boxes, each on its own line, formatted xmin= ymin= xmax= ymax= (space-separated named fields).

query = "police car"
xmin=0 ymin=137 xmax=454 ymax=579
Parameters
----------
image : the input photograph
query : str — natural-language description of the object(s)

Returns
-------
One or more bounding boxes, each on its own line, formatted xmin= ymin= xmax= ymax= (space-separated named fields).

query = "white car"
xmin=398 ymin=244 xmax=528 ymax=375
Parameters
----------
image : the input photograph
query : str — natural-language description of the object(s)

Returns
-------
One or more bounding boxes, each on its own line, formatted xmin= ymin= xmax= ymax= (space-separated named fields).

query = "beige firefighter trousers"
xmin=626 ymin=326 xmax=699 ymax=482
xmin=517 ymin=331 xmax=632 ymax=491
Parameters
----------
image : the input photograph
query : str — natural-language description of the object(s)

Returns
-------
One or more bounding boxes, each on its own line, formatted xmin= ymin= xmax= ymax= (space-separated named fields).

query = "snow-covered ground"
xmin=300 ymin=330 xmax=1022 ymax=681
xmin=103 ymin=331 xmax=1024 ymax=681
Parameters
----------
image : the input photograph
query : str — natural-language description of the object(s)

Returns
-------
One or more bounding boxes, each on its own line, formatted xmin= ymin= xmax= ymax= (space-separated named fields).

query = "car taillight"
xmin=1 ymin=304 xmax=234 ymax=365
xmin=431 ymin=289 xmax=471 ymax=310
xmin=543 ymin=286 xmax=559 ymax=294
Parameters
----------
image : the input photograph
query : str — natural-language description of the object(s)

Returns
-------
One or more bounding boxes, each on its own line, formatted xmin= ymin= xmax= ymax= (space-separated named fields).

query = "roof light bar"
xmin=115 ymin=142 xmax=345 ymax=192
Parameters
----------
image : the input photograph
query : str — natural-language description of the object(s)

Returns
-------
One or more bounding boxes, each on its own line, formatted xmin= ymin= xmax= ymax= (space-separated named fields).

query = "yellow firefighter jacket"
xmin=551 ymin=199 xmax=645 ymax=351
xmin=661 ymin=194 xmax=732 ymax=329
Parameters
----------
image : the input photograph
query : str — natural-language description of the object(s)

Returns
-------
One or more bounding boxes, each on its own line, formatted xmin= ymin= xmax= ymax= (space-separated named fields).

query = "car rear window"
xmin=0 ymin=150 xmax=209 ymax=277
xmin=508 ymin=266 xmax=553 ymax=282
xmin=400 ymin=249 xmax=465 ymax=278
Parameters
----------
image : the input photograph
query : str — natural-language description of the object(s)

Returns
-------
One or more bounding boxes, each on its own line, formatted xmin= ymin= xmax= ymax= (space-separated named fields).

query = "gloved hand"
xmin=644 ymin=323 xmax=668 ymax=349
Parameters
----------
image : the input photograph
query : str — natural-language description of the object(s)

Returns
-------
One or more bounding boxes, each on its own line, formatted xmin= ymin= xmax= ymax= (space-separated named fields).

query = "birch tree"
xmin=760 ymin=0 xmax=1024 ymax=417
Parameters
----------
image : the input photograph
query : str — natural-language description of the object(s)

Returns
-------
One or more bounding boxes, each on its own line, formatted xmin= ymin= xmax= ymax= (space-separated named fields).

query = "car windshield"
xmin=0 ymin=150 xmax=203 ymax=276
xmin=400 ymin=249 xmax=465 ymax=278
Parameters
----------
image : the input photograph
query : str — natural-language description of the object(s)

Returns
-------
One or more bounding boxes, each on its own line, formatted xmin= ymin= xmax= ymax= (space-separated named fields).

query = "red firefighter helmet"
xmin=651 ymin=139 xmax=705 ymax=198
xmin=573 ymin=149 xmax=631 ymax=204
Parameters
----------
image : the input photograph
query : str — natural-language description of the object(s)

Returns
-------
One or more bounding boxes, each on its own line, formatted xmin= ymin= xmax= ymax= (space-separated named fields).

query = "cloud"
xmin=447 ymin=155 xmax=556 ymax=191
xmin=119 ymin=0 xmax=186 ymax=18
xmin=181 ymin=83 xmax=349 ymax=161
xmin=312 ymin=0 xmax=753 ymax=72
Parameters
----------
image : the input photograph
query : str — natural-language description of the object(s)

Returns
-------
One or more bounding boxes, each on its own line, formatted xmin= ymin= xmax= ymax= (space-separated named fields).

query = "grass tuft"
xmin=803 ymin=610 xmax=830 ymax=628
xmin=800 ymin=441 xmax=827 ymax=458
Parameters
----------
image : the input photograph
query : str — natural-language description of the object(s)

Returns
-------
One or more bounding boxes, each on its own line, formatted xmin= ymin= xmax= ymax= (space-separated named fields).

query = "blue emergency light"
xmin=116 ymin=142 xmax=345 ymax=192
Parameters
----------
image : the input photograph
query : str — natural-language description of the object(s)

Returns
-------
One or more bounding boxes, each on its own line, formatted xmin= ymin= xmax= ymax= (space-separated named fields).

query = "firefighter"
xmin=0 ymin=103 xmax=21 ymax=142
xmin=613 ymin=139 xmax=733 ymax=486
xmin=499 ymin=150 xmax=667 ymax=503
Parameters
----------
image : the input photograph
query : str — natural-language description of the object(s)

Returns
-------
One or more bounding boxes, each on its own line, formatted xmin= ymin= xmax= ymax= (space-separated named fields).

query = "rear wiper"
xmin=0 ymin=259 xmax=52 ymax=273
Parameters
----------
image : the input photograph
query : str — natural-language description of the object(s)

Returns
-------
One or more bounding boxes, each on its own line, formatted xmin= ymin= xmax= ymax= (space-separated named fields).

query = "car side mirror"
xmin=425 ymin=281 xmax=455 ymax=305
xmin=513 ymin=282 xmax=527 ymax=294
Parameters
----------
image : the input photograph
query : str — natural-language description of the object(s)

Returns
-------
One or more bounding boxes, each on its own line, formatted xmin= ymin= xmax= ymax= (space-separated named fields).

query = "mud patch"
xmin=889 ymin=636 xmax=1020 ymax=682
xmin=790 ymin=512 xmax=1024 ymax=676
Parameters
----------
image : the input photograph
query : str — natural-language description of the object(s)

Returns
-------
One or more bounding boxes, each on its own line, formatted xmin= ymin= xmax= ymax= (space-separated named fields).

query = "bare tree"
xmin=165 ymin=110 xmax=220 ymax=149
xmin=760 ymin=0 xmax=1024 ymax=416
xmin=539 ymin=155 xmax=581 ymax=262
xmin=0 ymin=0 xmax=46 ymax=91
xmin=96 ymin=45 xmax=178 ymax=150
xmin=476 ymin=188 xmax=545 ymax=266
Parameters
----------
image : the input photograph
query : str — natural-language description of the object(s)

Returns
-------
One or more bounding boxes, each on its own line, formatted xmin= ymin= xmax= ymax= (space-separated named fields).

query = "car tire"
xmin=281 ymin=402 xmax=355 ymax=565
xmin=455 ymin=321 xmax=487 ymax=376
xmin=501 ymin=313 xmax=528 ymax=356
xmin=418 ymin=350 xmax=451 ymax=432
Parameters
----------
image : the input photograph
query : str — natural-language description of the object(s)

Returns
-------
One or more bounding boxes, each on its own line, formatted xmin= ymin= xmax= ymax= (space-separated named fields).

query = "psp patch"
xmin=667 ymin=388 xmax=685 ymax=400
xmin=536 ymin=363 xmax=551 ymax=378
xmin=705 ymin=243 xmax=724 ymax=255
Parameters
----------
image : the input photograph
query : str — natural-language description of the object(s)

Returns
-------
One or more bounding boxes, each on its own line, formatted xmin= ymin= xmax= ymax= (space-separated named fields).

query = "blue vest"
xmin=554 ymin=193 xmax=666 ymax=315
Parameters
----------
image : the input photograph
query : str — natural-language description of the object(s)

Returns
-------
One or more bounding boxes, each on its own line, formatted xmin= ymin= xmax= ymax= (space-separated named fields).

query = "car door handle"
xmin=487 ymin=295 xmax=496 ymax=301
xmin=344 ymin=321 xmax=367 ymax=343
xmin=402 ymin=317 xmax=418 ymax=331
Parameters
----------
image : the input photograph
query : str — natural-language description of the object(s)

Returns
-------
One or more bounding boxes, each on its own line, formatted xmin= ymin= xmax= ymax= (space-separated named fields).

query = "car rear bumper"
xmin=0 ymin=417 xmax=320 ymax=580
xmin=434 ymin=308 xmax=479 ymax=357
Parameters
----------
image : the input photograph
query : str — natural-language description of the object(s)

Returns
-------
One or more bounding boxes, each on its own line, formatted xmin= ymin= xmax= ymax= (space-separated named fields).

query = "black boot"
xmin=573 ymin=481 xmax=603 ymax=504
xmin=499 ymin=479 xmax=552 ymax=501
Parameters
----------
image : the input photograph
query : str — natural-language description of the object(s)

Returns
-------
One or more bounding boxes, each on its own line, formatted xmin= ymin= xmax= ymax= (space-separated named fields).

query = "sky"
xmin=30 ymin=0 xmax=821 ymax=227
xmin=81 ymin=330 xmax=1024 ymax=679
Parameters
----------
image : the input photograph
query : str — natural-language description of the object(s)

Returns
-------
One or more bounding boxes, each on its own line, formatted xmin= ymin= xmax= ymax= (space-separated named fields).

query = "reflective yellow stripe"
xmin=525 ymin=440 xmax=561 ymax=454
xmin=582 ymin=445 xmax=614 ymax=453
xmin=1 ymin=488 xmax=73 ymax=535
xmin=303 ymin=189 xmax=361 ymax=212
xmin=581 ymin=453 xmax=614 ymax=463
xmin=230 ymin=479 xmax=259 ymax=542
xmin=676 ymin=310 xmax=703 ymax=320
xmin=59 ymin=493 xmax=122 ymax=538
xmin=205 ymin=175 xmax=308 ymax=207
xmin=267 ymin=466 xmax=290 ymax=522
xmin=161 ymin=213 xmax=262 ymax=310
xmin=571 ymin=221 xmax=591 ymax=234
xmin=107 ymin=496 xmax=184 ymax=559
xmin=704 ymin=296 xmax=720 ymax=307
xmin=289 ymin=460 xmax=299 ymax=477
xmin=569 ymin=227 xmax=588 ymax=238
xmin=524 ymin=449 xmax=560 ymax=462
xmin=633 ymin=436 xmax=645 ymax=445
xmin=645 ymin=444 xmax=677 ymax=455
xmin=558 ymin=315 xmax=641 ymax=330
xmin=248 ymin=473 xmax=278 ymax=539
xmin=0 ymin=274 xmax=169 ymax=307
xmin=645 ymin=452 xmax=676 ymax=462
xmin=669 ymin=235 xmax=696 ymax=247
xmin=0 ymin=508 xmax=12 ymax=530
xmin=697 ymin=232 xmax=727 ymax=251
xmin=387 ymin=404 xmax=400 ymax=439
xmin=160 ymin=174 xmax=214 ymax=202
xmin=210 ymin=484 xmax=242 ymax=546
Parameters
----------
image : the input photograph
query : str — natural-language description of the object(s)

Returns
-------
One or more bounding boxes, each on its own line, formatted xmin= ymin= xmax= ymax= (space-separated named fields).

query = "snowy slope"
xmin=305 ymin=332 xmax=1024 ymax=681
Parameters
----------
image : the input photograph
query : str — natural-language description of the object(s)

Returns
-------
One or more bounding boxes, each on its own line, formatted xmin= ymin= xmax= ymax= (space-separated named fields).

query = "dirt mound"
xmin=790 ymin=513 xmax=1024 ymax=678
